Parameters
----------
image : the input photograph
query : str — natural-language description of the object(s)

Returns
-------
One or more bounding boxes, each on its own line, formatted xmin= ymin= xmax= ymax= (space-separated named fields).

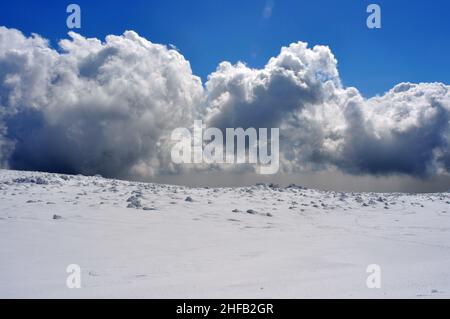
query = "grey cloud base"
xmin=0 ymin=26 xmax=449 ymax=179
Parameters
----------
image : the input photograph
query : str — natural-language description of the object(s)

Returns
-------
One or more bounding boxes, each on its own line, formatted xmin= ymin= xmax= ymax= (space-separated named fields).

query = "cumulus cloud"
xmin=0 ymin=26 xmax=204 ymax=178
xmin=204 ymin=42 xmax=450 ymax=177
xmin=0 ymin=25 xmax=449 ymax=179
xmin=204 ymin=42 xmax=348 ymax=174
xmin=339 ymin=82 xmax=450 ymax=176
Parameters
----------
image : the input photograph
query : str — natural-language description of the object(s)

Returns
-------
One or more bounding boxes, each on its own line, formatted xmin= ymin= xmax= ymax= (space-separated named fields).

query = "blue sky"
xmin=0 ymin=0 xmax=449 ymax=97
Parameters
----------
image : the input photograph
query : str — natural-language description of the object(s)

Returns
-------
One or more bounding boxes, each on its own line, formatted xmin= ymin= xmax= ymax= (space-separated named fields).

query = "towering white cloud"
xmin=205 ymin=41 xmax=350 ymax=173
xmin=204 ymin=42 xmax=450 ymax=176
xmin=0 ymin=26 xmax=449 ymax=179
xmin=340 ymin=82 xmax=450 ymax=175
xmin=0 ymin=26 xmax=204 ymax=178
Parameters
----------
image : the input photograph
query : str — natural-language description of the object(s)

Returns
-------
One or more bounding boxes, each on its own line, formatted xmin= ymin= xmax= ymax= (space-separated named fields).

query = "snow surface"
xmin=0 ymin=169 xmax=450 ymax=298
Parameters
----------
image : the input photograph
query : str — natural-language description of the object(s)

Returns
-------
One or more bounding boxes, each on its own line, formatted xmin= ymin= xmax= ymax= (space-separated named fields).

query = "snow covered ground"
xmin=1 ymin=169 xmax=450 ymax=298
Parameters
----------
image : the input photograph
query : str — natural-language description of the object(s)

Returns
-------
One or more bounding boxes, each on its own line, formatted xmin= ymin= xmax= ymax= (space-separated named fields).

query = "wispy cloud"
xmin=262 ymin=0 xmax=275 ymax=19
